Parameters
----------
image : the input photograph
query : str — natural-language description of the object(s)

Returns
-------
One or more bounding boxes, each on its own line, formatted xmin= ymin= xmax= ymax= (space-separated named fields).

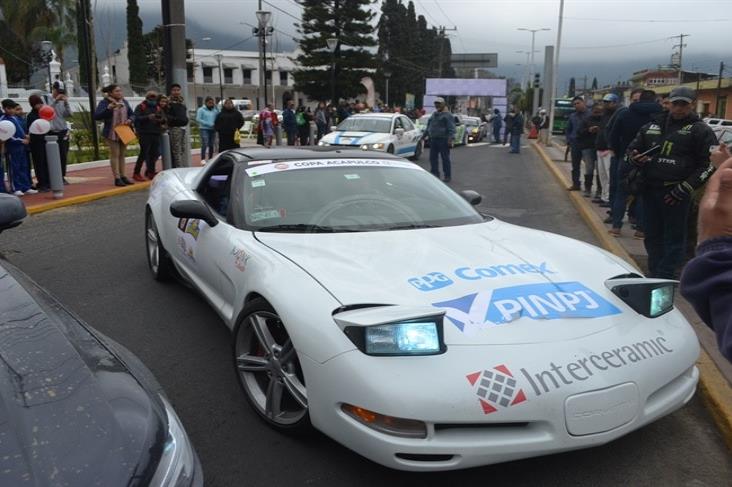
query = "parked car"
xmin=0 ymin=194 xmax=203 ymax=487
xmin=144 ymin=147 xmax=699 ymax=471
xmin=464 ymin=116 xmax=488 ymax=143
xmin=319 ymin=113 xmax=423 ymax=160
xmin=704 ymin=117 xmax=732 ymax=128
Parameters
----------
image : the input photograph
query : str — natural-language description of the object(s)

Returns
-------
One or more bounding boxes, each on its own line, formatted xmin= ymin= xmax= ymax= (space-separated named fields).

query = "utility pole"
xmin=716 ymin=61 xmax=725 ymax=117
xmin=258 ymin=0 xmax=264 ymax=109
xmin=547 ymin=0 xmax=564 ymax=147
xmin=77 ymin=0 xmax=99 ymax=160
xmin=671 ymin=33 xmax=689 ymax=82
xmin=437 ymin=26 xmax=457 ymax=78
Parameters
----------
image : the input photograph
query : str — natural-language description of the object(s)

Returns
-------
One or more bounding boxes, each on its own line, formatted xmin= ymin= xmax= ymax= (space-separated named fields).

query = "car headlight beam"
xmin=344 ymin=318 xmax=446 ymax=356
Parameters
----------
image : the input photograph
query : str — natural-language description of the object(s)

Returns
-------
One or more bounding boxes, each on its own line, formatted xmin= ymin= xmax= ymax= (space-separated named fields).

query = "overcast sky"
xmin=94 ymin=0 xmax=732 ymax=86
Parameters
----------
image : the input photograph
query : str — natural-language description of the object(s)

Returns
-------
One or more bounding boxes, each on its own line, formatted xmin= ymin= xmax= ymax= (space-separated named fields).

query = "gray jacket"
xmin=49 ymin=98 xmax=72 ymax=132
xmin=427 ymin=110 xmax=456 ymax=139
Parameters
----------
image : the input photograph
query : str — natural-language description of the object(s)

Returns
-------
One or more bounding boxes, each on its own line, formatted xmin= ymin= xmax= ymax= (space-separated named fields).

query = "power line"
xmin=565 ymin=16 xmax=731 ymax=23
xmin=262 ymin=0 xmax=301 ymax=23
xmin=415 ymin=0 xmax=440 ymax=27
xmin=0 ymin=44 xmax=33 ymax=66
xmin=564 ymin=37 xmax=672 ymax=50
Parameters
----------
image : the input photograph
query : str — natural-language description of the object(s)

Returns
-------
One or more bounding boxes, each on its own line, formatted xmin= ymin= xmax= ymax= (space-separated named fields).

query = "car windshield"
xmin=465 ymin=119 xmax=479 ymax=127
xmin=242 ymin=160 xmax=484 ymax=232
xmin=336 ymin=117 xmax=392 ymax=133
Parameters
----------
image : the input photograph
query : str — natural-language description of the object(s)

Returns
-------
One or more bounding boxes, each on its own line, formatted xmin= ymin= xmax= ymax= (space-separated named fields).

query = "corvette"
xmin=145 ymin=147 xmax=699 ymax=471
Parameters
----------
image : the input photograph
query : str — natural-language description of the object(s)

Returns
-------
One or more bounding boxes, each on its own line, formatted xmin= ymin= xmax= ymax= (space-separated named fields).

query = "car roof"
xmin=347 ymin=113 xmax=400 ymax=119
xmin=227 ymin=146 xmax=405 ymax=163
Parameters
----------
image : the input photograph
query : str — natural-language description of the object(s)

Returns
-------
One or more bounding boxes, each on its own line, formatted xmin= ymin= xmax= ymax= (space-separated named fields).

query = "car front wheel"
xmin=145 ymin=210 xmax=173 ymax=281
xmin=234 ymin=299 xmax=310 ymax=431
xmin=409 ymin=140 xmax=423 ymax=161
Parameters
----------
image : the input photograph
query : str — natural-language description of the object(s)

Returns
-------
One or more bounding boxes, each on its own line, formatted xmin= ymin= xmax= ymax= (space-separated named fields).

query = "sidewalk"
xmin=16 ymin=139 xmax=259 ymax=215
xmin=533 ymin=140 xmax=732 ymax=450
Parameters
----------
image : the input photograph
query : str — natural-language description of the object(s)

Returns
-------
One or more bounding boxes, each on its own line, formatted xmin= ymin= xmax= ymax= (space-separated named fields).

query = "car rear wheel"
xmin=145 ymin=210 xmax=173 ymax=281
xmin=234 ymin=299 xmax=310 ymax=431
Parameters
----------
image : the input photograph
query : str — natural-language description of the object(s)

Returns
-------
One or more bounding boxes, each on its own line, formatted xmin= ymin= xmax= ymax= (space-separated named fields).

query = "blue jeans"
xmin=200 ymin=129 xmax=216 ymax=160
xmin=642 ymin=186 xmax=691 ymax=279
xmin=6 ymin=145 xmax=32 ymax=192
xmin=429 ymin=137 xmax=452 ymax=179
xmin=493 ymin=127 xmax=501 ymax=143
xmin=509 ymin=133 xmax=521 ymax=153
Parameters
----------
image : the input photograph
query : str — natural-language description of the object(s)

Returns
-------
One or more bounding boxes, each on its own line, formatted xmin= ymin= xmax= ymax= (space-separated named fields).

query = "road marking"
xmin=467 ymin=142 xmax=490 ymax=147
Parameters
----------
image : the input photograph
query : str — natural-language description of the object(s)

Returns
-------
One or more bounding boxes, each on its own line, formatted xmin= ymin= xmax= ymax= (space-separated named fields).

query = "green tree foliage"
xmin=0 ymin=0 xmax=75 ymax=84
xmin=294 ymin=0 xmax=377 ymax=102
xmin=377 ymin=0 xmax=453 ymax=108
xmin=143 ymin=25 xmax=193 ymax=90
xmin=126 ymin=0 xmax=147 ymax=93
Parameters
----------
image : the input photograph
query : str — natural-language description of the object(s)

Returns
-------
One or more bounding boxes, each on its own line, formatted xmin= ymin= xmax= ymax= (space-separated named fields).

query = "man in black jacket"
xmin=626 ymin=87 xmax=716 ymax=278
xmin=133 ymin=91 xmax=165 ymax=180
xmin=167 ymin=84 xmax=188 ymax=168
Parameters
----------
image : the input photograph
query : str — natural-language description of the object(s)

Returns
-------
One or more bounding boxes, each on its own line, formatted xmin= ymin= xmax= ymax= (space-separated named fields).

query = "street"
xmin=2 ymin=141 xmax=731 ymax=486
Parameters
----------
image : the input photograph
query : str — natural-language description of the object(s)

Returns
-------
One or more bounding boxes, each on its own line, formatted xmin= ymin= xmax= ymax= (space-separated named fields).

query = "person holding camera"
xmin=133 ymin=91 xmax=165 ymax=181
xmin=625 ymin=87 xmax=716 ymax=279
xmin=49 ymin=84 xmax=72 ymax=183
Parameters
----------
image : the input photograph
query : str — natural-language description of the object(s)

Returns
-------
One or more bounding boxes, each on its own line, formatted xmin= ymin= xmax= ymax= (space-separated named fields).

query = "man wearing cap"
xmin=626 ymin=87 xmax=716 ymax=279
xmin=426 ymin=97 xmax=456 ymax=182
xmin=565 ymin=96 xmax=590 ymax=190
xmin=594 ymin=93 xmax=620 ymax=206
xmin=0 ymin=99 xmax=35 ymax=196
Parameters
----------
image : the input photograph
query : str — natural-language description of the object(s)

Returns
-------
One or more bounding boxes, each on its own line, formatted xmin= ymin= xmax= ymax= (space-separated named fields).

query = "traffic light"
xmin=533 ymin=73 xmax=541 ymax=89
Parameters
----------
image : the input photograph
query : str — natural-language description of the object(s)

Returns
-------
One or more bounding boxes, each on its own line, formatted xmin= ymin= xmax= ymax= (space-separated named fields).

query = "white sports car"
xmin=318 ymin=113 xmax=423 ymax=160
xmin=145 ymin=148 xmax=699 ymax=471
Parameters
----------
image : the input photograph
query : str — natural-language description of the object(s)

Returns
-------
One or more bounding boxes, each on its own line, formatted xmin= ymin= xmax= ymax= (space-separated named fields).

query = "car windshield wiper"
xmin=384 ymin=223 xmax=440 ymax=230
xmin=255 ymin=224 xmax=358 ymax=233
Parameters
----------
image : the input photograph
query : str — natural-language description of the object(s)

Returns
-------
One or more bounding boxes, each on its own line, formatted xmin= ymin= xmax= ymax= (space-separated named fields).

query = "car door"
xmin=399 ymin=116 xmax=420 ymax=156
xmin=171 ymin=155 xmax=238 ymax=317
xmin=392 ymin=116 xmax=406 ymax=153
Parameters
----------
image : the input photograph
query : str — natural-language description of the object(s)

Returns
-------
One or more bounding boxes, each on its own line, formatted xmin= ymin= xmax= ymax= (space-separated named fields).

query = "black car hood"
xmin=0 ymin=261 xmax=166 ymax=486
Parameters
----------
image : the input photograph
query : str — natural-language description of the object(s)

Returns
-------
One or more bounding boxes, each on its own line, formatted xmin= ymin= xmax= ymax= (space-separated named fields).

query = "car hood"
xmin=256 ymin=220 xmax=640 ymax=345
xmin=0 ymin=261 xmax=166 ymax=486
xmin=321 ymin=131 xmax=389 ymax=146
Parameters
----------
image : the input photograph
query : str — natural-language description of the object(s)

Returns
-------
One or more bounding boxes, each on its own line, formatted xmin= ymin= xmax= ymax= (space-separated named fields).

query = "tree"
xmin=0 ymin=0 xmax=76 ymax=84
xmin=126 ymin=0 xmax=147 ymax=93
xmin=294 ymin=0 xmax=377 ymax=102
xmin=591 ymin=77 xmax=598 ymax=90
xmin=143 ymin=25 xmax=193 ymax=90
xmin=568 ymin=77 xmax=576 ymax=97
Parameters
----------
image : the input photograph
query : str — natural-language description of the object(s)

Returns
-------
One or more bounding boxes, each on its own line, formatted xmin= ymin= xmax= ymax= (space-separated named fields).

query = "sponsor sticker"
xmin=433 ymin=281 xmax=621 ymax=332
xmin=466 ymin=334 xmax=673 ymax=414
xmin=245 ymin=158 xmax=419 ymax=177
xmin=408 ymin=262 xmax=555 ymax=292
xmin=176 ymin=218 xmax=203 ymax=262
xmin=231 ymin=246 xmax=250 ymax=272
xmin=251 ymin=179 xmax=266 ymax=188
xmin=250 ymin=209 xmax=281 ymax=222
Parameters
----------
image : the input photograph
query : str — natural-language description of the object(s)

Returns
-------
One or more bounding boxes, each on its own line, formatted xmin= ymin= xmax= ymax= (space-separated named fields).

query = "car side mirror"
xmin=395 ymin=128 xmax=405 ymax=137
xmin=459 ymin=190 xmax=482 ymax=206
xmin=330 ymin=126 xmax=337 ymax=132
xmin=170 ymin=200 xmax=219 ymax=227
xmin=0 ymin=194 xmax=27 ymax=233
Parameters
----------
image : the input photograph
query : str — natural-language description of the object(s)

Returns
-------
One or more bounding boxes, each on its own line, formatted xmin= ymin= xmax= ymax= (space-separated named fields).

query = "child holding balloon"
xmin=0 ymin=99 xmax=35 ymax=195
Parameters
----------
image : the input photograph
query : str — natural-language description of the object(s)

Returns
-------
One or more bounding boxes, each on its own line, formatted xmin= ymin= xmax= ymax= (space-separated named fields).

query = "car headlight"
xmin=344 ymin=319 xmax=446 ymax=356
xmin=318 ymin=141 xmax=330 ymax=146
xmin=607 ymin=277 xmax=676 ymax=318
xmin=149 ymin=395 xmax=199 ymax=487
xmin=360 ymin=144 xmax=369 ymax=150
xmin=371 ymin=143 xmax=385 ymax=150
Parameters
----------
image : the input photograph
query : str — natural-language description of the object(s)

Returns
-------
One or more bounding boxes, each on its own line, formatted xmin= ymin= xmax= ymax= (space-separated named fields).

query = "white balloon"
xmin=29 ymin=119 xmax=51 ymax=135
xmin=0 ymin=120 xmax=15 ymax=141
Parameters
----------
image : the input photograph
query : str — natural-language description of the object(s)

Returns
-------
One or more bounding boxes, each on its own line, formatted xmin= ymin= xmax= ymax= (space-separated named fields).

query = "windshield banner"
xmin=246 ymin=158 xmax=420 ymax=177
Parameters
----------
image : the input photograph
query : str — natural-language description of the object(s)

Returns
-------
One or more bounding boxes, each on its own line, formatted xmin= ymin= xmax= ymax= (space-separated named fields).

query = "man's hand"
xmin=710 ymin=143 xmax=731 ymax=169
xmin=448 ymin=140 xmax=454 ymax=148
xmin=664 ymin=183 xmax=690 ymax=206
xmin=589 ymin=125 xmax=599 ymax=134
xmin=699 ymin=157 xmax=732 ymax=243
xmin=630 ymin=149 xmax=651 ymax=164
xmin=22 ymin=136 xmax=29 ymax=145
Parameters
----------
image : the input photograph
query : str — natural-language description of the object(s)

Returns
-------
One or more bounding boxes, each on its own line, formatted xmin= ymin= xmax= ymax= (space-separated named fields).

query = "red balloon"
xmin=39 ymin=105 xmax=56 ymax=121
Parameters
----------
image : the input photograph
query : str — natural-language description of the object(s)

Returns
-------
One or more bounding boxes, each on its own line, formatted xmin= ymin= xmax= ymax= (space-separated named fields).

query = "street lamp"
xmin=255 ymin=10 xmax=272 ymax=109
xmin=327 ymin=37 xmax=338 ymax=104
xmin=40 ymin=41 xmax=53 ymax=92
xmin=214 ymin=53 xmax=224 ymax=102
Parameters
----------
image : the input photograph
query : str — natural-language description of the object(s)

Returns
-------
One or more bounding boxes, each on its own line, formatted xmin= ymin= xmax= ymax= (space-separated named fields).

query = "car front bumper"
xmin=303 ymin=321 xmax=699 ymax=471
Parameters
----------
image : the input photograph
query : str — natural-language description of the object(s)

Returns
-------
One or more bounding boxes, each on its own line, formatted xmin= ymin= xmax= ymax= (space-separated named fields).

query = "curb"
xmin=532 ymin=141 xmax=732 ymax=451
xmin=26 ymin=181 xmax=151 ymax=216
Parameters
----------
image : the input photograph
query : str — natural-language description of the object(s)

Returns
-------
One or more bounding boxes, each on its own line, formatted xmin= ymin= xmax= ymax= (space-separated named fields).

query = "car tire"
xmin=409 ymin=141 xmax=422 ymax=161
xmin=145 ymin=209 xmax=174 ymax=282
xmin=387 ymin=144 xmax=395 ymax=154
xmin=234 ymin=298 xmax=311 ymax=433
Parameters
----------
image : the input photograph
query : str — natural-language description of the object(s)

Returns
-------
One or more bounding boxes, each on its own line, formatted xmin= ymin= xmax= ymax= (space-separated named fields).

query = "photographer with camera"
xmin=49 ymin=84 xmax=72 ymax=183
xmin=133 ymin=91 xmax=165 ymax=181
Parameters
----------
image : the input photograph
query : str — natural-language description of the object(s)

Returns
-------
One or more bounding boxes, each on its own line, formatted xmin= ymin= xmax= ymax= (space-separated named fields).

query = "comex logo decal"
xmin=433 ymin=281 xmax=621 ymax=332
xmin=408 ymin=262 xmax=555 ymax=292
xmin=466 ymin=365 xmax=527 ymax=414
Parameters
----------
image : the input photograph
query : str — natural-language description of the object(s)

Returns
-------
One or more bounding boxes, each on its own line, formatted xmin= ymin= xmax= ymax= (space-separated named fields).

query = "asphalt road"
xmin=2 ymin=140 xmax=731 ymax=487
